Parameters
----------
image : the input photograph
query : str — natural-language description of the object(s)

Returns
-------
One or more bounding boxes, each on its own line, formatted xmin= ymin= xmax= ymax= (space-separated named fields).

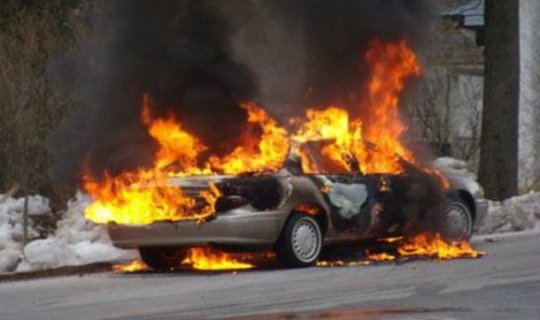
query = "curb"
xmin=472 ymin=228 xmax=540 ymax=243
xmin=0 ymin=262 xmax=112 ymax=283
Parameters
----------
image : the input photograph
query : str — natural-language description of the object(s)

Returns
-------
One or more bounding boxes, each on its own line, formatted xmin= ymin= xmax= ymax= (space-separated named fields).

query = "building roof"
xmin=443 ymin=0 xmax=484 ymax=29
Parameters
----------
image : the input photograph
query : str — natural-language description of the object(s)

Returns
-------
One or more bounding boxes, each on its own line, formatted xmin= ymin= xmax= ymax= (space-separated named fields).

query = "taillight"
xmin=215 ymin=195 xmax=250 ymax=212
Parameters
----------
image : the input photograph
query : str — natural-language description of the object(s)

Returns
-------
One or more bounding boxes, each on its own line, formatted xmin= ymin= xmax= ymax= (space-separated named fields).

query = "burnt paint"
xmin=309 ymin=174 xmax=374 ymax=234
xmin=214 ymin=168 xmax=444 ymax=239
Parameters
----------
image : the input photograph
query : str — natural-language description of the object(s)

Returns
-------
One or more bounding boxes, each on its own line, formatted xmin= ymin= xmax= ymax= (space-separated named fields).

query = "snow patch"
xmin=0 ymin=249 xmax=21 ymax=273
xmin=23 ymin=238 xmax=77 ymax=269
xmin=17 ymin=193 xmax=137 ymax=272
xmin=479 ymin=191 xmax=540 ymax=234
xmin=0 ymin=195 xmax=41 ymax=272
xmin=0 ymin=192 xmax=136 ymax=274
xmin=24 ymin=195 xmax=51 ymax=216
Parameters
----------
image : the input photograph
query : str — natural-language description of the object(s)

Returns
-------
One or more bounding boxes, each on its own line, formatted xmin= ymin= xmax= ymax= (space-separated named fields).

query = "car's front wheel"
xmin=275 ymin=213 xmax=323 ymax=268
xmin=138 ymin=247 xmax=187 ymax=271
xmin=440 ymin=195 xmax=474 ymax=240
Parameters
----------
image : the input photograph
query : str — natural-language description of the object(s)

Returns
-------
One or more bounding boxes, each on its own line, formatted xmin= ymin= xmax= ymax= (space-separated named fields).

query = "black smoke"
xmin=50 ymin=0 xmax=433 ymax=186
xmin=269 ymin=0 xmax=433 ymax=116
xmin=50 ymin=0 xmax=257 ymax=185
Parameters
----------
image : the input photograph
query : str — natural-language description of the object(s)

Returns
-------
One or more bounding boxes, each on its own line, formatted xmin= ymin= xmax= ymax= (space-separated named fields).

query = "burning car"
xmin=106 ymin=147 xmax=487 ymax=270
xmin=81 ymin=40 xmax=487 ymax=270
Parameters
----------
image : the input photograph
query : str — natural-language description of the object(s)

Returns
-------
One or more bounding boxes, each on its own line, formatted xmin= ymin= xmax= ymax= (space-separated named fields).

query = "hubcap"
xmin=445 ymin=202 xmax=472 ymax=238
xmin=291 ymin=218 xmax=321 ymax=262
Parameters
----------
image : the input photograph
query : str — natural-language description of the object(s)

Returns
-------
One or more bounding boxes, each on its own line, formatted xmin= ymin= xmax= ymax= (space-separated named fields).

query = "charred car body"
xmin=108 ymin=152 xmax=488 ymax=269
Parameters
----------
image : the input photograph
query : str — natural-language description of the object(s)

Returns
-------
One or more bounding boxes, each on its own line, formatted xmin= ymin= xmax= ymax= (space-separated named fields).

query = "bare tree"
xmin=452 ymin=75 xmax=483 ymax=162
xmin=0 ymin=7 xmax=83 ymax=205
xmin=408 ymin=68 xmax=452 ymax=157
xmin=406 ymin=67 xmax=482 ymax=163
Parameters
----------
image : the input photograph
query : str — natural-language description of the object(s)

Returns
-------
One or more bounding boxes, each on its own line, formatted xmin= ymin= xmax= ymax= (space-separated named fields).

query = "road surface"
xmin=0 ymin=231 xmax=539 ymax=320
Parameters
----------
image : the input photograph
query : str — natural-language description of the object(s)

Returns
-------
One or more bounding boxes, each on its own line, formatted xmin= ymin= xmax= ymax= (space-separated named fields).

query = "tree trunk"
xmin=478 ymin=0 xmax=520 ymax=200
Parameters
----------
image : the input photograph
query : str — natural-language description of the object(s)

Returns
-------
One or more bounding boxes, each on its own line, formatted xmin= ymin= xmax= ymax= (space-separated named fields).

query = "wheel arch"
xmin=290 ymin=202 xmax=329 ymax=236
xmin=275 ymin=175 xmax=333 ymax=241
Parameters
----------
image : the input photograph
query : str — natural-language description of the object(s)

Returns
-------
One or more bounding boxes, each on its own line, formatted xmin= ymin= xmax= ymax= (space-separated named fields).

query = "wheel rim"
xmin=291 ymin=217 xmax=321 ymax=263
xmin=445 ymin=202 xmax=473 ymax=238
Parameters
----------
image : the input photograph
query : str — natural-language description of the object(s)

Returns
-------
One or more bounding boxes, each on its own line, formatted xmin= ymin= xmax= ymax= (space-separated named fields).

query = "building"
xmin=418 ymin=0 xmax=539 ymax=191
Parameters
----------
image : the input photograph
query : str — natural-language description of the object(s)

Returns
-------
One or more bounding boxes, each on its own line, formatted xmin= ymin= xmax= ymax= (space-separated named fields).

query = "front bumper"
xmin=108 ymin=207 xmax=286 ymax=249
xmin=474 ymin=199 xmax=489 ymax=231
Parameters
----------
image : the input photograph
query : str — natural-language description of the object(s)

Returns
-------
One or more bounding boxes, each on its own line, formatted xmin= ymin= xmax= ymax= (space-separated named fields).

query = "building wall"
xmin=413 ymin=1 xmax=484 ymax=162
xmin=518 ymin=0 xmax=540 ymax=190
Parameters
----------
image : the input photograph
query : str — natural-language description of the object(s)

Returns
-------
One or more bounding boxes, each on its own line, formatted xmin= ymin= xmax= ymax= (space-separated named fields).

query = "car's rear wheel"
xmin=440 ymin=195 xmax=474 ymax=240
xmin=275 ymin=213 xmax=322 ymax=268
xmin=138 ymin=247 xmax=187 ymax=271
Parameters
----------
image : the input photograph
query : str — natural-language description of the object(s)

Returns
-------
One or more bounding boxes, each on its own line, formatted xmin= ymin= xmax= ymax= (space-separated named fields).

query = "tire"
xmin=275 ymin=213 xmax=323 ymax=268
xmin=440 ymin=195 xmax=474 ymax=241
xmin=138 ymin=247 xmax=187 ymax=271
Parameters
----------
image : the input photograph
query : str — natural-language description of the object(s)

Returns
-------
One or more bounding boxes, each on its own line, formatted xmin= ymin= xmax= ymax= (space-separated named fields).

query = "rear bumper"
xmin=108 ymin=207 xmax=286 ymax=249
xmin=474 ymin=199 xmax=489 ymax=231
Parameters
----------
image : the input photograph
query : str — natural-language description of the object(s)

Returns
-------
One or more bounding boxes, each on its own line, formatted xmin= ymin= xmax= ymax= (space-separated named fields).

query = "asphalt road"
xmin=0 ymin=231 xmax=539 ymax=320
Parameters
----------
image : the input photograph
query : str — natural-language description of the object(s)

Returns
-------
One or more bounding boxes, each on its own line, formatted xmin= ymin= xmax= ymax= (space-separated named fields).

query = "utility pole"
xmin=478 ymin=0 xmax=520 ymax=200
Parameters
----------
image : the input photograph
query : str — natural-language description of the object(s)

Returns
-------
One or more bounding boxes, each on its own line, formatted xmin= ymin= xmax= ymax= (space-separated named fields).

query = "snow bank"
xmin=0 ymin=195 xmax=42 ymax=272
xmin=479 ymin=191 xmax=540 ymax=234
xmin=0 ymin=193 xmax=136 ymax=273
xmin=17 ymin=193 xmax=137 ymax=272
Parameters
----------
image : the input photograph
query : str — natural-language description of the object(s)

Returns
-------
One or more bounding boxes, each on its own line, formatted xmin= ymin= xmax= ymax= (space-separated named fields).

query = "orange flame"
xmin=182 ymin=247 xmax=254 ymax=271
xmin=397 ymin=233 xmax=485 ymax=260
xmin=141 ymin=96 xmax=208 ymax=173
xmin=358 ymin=40 xmax=421 ymax=173
xmin=292 ymin=107 xmax=360 ymax=172
xmin=369 ymin=233 xmax=485 ymax=262
xmin=366 ymin=252 xmax=397 ymax=261
xmin=316 ymin=260 xmax=371 ymax=267
xmin=292 ymin=40 xmax=424 ymax=175
xmin=113 ymin=260 xmax=149 ymax=273
xmin=318 ymin=233 xmax=484 ymax=267
xmin=112 ymin=248 xmax=255 ymax=273
xmin=83 ymin=100 xmax=286 ymax=225
xmin=293 ymin=203 xmax=322 ymax=215
xmin=83 ymin=169 xmax=221 ymax=225
xmin=209 ymin=102 xmax=290 ymax=175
